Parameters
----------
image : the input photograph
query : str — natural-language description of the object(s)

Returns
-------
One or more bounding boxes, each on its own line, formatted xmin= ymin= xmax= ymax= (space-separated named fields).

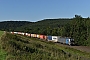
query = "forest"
xmin=0 ymin=15 xmax=90 ymax=46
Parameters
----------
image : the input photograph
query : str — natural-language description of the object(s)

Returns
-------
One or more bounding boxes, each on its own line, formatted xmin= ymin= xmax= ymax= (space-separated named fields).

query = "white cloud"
xmin=0 ymin=20 xmax=30 ymax=21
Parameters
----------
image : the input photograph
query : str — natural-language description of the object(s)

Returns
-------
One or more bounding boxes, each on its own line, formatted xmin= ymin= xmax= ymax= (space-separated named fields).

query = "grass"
xmin=0 ymin=31 xmax=7 ymax=60
xmin=31 ymin=37 xmax=90 ymax=58
xmin=0 ymin=50 xmax=7 ymax=60
xmin=1 ymin=32 xmax=90 ymax=60
xmin=0 ymin=31 xmax=4 ymax=37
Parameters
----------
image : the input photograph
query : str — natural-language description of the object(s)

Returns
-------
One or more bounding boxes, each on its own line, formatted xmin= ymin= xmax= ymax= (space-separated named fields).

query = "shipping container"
xmin=39 ymin=35 xmax=47 ymax=40
xmin=37 ymin=34 xmax=40 ymax=38
xmin=27 ymin=33 xmax=31 ymax=37
xmin=21 ymin=32 xmax=25 ymax=35
xmin=17 ymin=32 xmax=20 ymax=34
xmin=11 ymin=32 xmax=14 ymax=34
xmin=33 ymin=34 xmax=37 ymax=38
xmin=40 ymin=35 xmax=44 ymax=39
xmin=14 ymin=32 xmax=18 ymax=34
xmin=10 ymin=32 xmax=12 ymax=33
xmin=44 ymin=35 xmax=47 ymax=40
xmin=47 ymin=36 xmax=61 ymax=42
xmin=47 ymin=36 xmax=52 ymax=41
xmin=31 ymin=34 xmax=34 ymax=37
xmin=25 ymin=33 xmax=28 ymax=36
xmin=31 ymin=34 xmax=37 ymax=37
xmin=51 ymin=36 xmax=59 ymax=42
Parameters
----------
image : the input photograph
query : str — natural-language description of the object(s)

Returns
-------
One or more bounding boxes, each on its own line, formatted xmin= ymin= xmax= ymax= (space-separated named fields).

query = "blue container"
xmin=47 ymin=36 xmax=52 ymax=40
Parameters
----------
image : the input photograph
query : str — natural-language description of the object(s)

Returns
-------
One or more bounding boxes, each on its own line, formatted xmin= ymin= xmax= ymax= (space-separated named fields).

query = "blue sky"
xmin=0 ymin=0 xmax=90 ymax=22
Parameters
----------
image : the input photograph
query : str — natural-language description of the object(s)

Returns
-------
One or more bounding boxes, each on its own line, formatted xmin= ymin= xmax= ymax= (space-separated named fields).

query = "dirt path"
xmin=69 ymin=46 xmax=90 ymax=53
xmin=56 ymin=43 xmax=90 ymax=53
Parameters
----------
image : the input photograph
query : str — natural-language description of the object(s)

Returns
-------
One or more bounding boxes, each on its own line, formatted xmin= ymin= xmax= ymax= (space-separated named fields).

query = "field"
xmin=0 ymin=32 xmax=90 ymax=60
xmin=0 ymin=31 xmax=7 ymax=60
xmin=0 ymin=31 xmax=4 ymax=37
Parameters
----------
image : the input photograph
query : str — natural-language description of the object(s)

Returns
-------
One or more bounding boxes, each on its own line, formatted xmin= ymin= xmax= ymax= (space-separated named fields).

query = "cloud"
xmin=0 ymin=20 xmax=30 ymax=21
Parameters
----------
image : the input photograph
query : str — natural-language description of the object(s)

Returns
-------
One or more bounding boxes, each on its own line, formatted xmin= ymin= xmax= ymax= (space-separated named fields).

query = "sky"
xmin=0 ymin=0 xmax=90 ymax=22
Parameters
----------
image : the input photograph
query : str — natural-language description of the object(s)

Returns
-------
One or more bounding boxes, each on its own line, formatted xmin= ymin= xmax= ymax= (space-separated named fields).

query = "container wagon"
xmin=47 ymin=36 xmax=58 ymax=42
xmin=40 ymin=35 xmax=47 ymax=40
xmin=14 ymin=32 xmax=18 ymax=34
xmin=37 ymin=34 xmax=40 ymax=38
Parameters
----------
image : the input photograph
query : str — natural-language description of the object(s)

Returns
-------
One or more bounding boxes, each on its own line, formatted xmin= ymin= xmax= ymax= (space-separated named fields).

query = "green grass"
xmin=0 ymin=50 xmax=7 ymax=60
xmin=0 ymin=31 xmax=7 ymax=60
xmin=0 ymin=31 xmax=4 ymax=37
xmin=1 ymin=32 xmax=90 ymax=60
xmin=31 ymin=37 xmax=90 ymax=58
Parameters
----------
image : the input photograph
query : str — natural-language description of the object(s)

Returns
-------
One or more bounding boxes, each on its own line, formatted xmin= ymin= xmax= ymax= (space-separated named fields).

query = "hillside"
xmin=0 ymin=32 xmax=90 ymax=60
xmin=0 ymin=31 xmax=7 ymax=60
xmin=16 ymin=18 xmax=72 ymax=34
xmin=0 ymin=19 xmax=71 ymax=32
xmin=0 ymin=15 xmax=90 ymax=46
xmin=0 ymin=21 xmax=31 ymax=31
xmin=0 ymin=18 xmax=71 ymax=35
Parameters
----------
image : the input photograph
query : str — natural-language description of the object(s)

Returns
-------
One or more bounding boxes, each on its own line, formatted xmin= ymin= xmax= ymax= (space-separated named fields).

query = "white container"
xmin=52 ymin=36 xmax=58 ymax=42
xmin=21 ymin=33 xmax=25 ymax=35
xmin=31 ymin=34 xmax=34 ymax=37
xmin=25 ymin=33 xmax=28 ymax=36
xmin=37 ymin=34 xmax=39 ymax=38
xmin=14 ymin=32 xmax=18 ymax=34
xmin=27 ymin=33 xmax=30 ymax=36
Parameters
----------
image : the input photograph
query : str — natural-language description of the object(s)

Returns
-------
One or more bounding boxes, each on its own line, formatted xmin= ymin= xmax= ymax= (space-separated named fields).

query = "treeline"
xmin=63 ymin=15 xmax=90 ymax=46
xmin=14 ymin=16 xmax=90 ymax=46
xmin=0 ymin=21 xmax=31 ymax=31
xmin=14 ymin=15 xmax=90 ymax=46
xmin=0 ymin=19 xmax=71 ymax=34
xmin=15 ymin=19 xmax=71 ymax=35
xmin=0 ymin=15 xmax=90 ymax=46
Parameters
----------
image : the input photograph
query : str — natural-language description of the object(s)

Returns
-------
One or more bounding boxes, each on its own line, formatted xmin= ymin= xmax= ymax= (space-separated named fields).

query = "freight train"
xmin=10 ymin=32 xmax=74 ymax=45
